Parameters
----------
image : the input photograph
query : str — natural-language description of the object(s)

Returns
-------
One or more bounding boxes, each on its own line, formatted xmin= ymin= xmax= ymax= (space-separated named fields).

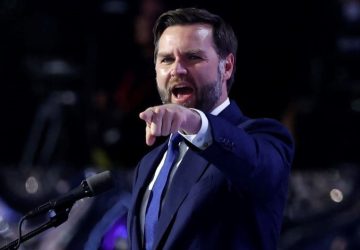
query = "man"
xmin=127 ymin=7 xmax=294 ymax=250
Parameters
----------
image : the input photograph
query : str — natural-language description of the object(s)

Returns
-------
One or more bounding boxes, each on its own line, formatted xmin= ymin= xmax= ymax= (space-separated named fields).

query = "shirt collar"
xmin=210 ymin=98 xmax=230 ymax=116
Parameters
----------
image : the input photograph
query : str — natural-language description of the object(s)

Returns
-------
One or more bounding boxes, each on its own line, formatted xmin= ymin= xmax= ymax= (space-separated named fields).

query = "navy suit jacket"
xmin=127 ymin=100 xmax=294 ymax=250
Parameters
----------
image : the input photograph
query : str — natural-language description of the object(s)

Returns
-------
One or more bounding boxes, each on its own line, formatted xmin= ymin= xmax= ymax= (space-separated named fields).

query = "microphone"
xmin=25 ymin=170 xmax=114 ymax=218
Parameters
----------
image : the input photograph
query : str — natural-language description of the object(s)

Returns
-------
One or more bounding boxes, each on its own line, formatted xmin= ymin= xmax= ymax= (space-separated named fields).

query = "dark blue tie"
xmin=144 ymin=133 xmax=182 ymax=250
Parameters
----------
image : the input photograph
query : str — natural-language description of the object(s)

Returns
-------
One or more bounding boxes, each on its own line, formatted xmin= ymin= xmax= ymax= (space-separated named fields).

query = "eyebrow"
xmin=156 ymin=52 xmax=172 ymax=58
xmin=157 ymin=49 xmax=206 ymax=58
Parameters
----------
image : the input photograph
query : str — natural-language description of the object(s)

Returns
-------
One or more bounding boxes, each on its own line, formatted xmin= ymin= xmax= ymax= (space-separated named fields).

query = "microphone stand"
xmin=0 ymin=206 xmax=72 ymax=250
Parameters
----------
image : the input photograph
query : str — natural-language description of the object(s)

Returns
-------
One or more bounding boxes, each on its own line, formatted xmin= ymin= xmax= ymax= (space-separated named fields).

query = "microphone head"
xmin=86 ymin=170 xmax=115 ymax=196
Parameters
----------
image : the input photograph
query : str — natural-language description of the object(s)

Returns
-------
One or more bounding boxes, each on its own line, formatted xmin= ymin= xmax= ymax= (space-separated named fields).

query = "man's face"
xmin=155 ymin=24 xmax=231 ymax=112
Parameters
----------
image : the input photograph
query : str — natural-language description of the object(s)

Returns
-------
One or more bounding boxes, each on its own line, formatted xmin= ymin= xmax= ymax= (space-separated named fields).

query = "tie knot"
xmin=169 ymin=133 xmax=182 ymax=147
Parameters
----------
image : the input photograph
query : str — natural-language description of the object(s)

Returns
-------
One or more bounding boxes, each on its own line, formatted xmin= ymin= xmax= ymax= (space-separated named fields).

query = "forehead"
xmin=158 ymin=24 xmax=215 ymax=52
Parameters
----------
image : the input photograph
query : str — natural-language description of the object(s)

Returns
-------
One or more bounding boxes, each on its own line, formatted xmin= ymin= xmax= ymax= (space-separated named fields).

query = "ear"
xmin=223 ymin=53 xmax=235 ymax=81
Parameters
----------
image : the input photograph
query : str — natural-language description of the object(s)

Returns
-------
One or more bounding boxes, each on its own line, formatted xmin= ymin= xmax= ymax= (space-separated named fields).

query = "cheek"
xmin=156 ymin=66 xmax=168 ymax=80
xmin=194 ymin=64 xmax=218 ymax=82
xmin=155 ymin=67 xmax=163 ymax=80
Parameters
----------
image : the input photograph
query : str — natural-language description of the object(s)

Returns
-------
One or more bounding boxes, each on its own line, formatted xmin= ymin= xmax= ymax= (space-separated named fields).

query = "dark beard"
xmin=157 ymin=81 xmax=221 ymax=112
xmin=158 ymin=67 xmax=223 ymax=112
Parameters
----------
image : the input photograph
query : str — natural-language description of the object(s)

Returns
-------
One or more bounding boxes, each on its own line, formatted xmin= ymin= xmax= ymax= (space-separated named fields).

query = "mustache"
xmin=168 ymin=76 xmax=194 ymax=90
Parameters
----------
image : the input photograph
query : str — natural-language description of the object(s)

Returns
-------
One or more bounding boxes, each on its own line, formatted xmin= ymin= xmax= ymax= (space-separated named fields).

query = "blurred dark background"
xmin=0 ymin=0 xmax=359 ymax=249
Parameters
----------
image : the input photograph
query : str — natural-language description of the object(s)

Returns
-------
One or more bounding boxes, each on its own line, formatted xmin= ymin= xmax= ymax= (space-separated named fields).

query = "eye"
xmin=188 ymin=54 xmax=202 ymax=60
xmin=160 ymin=56 xmax=174 ymax=64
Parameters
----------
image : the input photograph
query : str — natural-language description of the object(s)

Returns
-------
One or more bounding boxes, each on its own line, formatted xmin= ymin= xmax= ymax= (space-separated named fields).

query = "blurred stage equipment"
xmin=83 ymin=192 xmax=131 ymax=250
xmin=0 ymin=171 xmax=114 ymax=250
xmin=0 ymin=89 xmax=82 ymax=213
xmin=280 ymin=163 xmax=360 ymax=249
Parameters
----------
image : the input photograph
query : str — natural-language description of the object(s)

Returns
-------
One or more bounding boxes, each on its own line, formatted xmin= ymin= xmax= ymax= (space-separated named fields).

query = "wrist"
xmin=182 ymin=109 xmax=202 ymax=134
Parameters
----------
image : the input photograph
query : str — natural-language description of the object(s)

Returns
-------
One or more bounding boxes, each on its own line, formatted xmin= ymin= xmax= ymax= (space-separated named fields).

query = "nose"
xmin=170 ymin=60 xmax=187 ymax=77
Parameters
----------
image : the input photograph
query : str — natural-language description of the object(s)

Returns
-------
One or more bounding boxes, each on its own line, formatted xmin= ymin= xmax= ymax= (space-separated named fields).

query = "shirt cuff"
xmin=179 ymin=109 xmax=212 ymax=150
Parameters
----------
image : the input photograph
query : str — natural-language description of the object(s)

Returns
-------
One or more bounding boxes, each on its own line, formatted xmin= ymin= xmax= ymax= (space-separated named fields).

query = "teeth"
xmin=172 ymin=87 xmax=181 ymax=96
xmin=171 ymin=85 xmax=193 ymax=99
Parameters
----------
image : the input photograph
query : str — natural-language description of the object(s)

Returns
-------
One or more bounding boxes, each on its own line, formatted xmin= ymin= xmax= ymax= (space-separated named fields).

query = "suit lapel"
xmin=132 ymin=145 xmax=166 ymax=205
xmin=153 ymin=149 xmax=209 ymax=248
xmin=129 ymin=144 xmax=167 ymax=249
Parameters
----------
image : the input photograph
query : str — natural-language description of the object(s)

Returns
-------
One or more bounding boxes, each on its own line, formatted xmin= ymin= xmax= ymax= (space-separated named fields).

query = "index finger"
xmin=139 ymin=108 xmax=154 ymax=124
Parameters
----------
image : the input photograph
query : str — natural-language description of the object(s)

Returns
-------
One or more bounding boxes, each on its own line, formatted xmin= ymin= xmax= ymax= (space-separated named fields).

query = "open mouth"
xmin=171 ymin=86 xmax=194 ymax=99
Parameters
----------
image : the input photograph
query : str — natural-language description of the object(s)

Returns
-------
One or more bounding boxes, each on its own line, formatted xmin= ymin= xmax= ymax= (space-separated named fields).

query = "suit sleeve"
xmin=196 ymin=114 xmax=294 ymax=200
